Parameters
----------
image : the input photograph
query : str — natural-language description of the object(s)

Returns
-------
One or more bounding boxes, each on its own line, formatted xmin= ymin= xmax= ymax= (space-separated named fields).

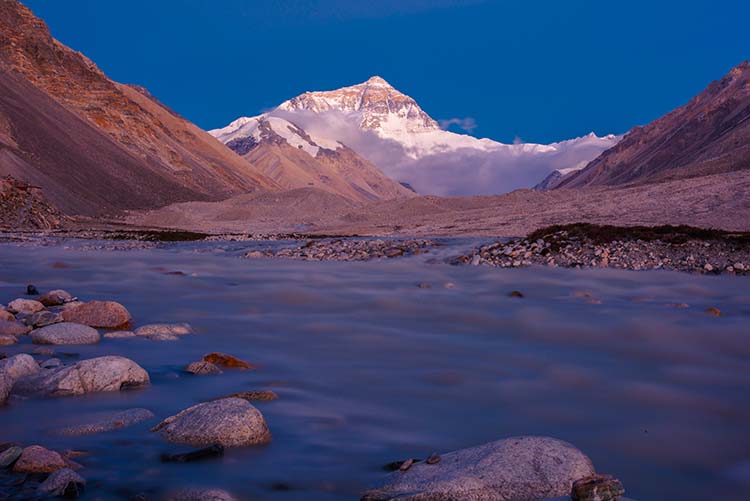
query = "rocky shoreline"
xmin=244 ymin=238 xmax=437 ymax=262
xmin=453 ymin=224 xmax=750 ymax=275
xmin=1 ymin=285 xmax=627 ymax=500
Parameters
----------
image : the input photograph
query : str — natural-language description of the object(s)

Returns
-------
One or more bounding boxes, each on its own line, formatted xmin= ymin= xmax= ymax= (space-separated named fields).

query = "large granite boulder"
xmin=31 ymin=322 xmax=100 ymax=345
xmin=37 ymin=468 xmax=86 ymax=498
xmin=12 ymin=445 xmax=72 ymax=473
xmin=152 ymin=398 xmax=271 ymax=447
xmin=13 ymin=356 xmax=149 ymax=398
xmin=0 ymin=354 xmax=40 ymax=383
xmin=62 ymin=301 xmax=131 ymax=329
xmin=361 ymin=436 xmax=596 ymax=501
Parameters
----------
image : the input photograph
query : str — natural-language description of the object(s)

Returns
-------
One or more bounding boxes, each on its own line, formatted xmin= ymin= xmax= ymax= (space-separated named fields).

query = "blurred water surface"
xmin=1 ymin=239 xmax=749 ymax=500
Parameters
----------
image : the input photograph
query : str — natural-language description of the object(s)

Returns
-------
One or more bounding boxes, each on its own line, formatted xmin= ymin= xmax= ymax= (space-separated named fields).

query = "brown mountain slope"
xmin=221 ymin=116 xmax=414 ymax=203
xmin=0 ymin=0 xmax=277 ymax=215
xmin=559 ymin=62 xmax=750 ymax=188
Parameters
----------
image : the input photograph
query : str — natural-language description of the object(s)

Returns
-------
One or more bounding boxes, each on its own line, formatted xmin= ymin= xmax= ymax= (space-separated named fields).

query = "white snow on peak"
xmin=209 ymin=114 xmax=341 ymax=158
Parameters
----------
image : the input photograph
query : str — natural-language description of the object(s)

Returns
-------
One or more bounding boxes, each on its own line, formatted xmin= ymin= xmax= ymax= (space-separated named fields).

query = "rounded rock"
xmin=12 ymin=355 xmax=149 ymax=398
xmin=103 ymin=330 xmax=137 ymax=339
xmin=0 ymin=334 xmax=18 ymax=346
xmin=31 ymin=322 xmax=101 ymax=345
xmin=7 ymin=298 xmax=45 ymax=315
xmin=166 ymin=488 xmax=238 ymax=501
xmin=185 ymin=361 xmax=223 ymax=375
xmin=134 ymin=323 xmax=192 ymax=337
xmin=62 ymin=301 xmax=131 ymax=329
xmin=152 ymin=398 xmax=271 ymax=447
xmin=37 ymin=467 xmax=86 ymax=498
xmin=0 ymin=354 xmax=41 ymax=383
xmin=361 ymin=436 xmax=595 ymax=501
xmin=38 ymin=289 xmax=75 ymax=307
xmin=0 ymin=319 xmax=32 ymax=336
xmin=202 ymin=352 xmax=253 ymax=369
xmin=0 ymin=309 xmax=15 ymax=321
xmin=26 ymin=310 xmax=64 ymax=328
xmin=12 ymin=445 xmax=69 ymax=473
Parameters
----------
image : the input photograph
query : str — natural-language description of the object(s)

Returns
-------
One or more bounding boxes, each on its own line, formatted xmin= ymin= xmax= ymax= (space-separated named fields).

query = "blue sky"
xmin=25 ymin=0 xmax=749 ymax=144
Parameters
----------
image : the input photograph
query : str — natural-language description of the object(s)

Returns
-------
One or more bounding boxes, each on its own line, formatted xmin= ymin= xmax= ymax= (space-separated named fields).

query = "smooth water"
xmin=1 ymin=239 xmax=749 ymax=500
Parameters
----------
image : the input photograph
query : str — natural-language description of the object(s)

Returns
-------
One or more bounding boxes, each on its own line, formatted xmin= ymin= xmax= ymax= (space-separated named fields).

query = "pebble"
xmin=508 ymin=291 xmax=525 ymax=298
xmin=165 ymin=488 xmax=238 ymax=501
xmin=0 ymin=310 xmax=15 ymax=322
xmin=26 ymin=310 xmax=64 ymax=328
xmin=0 ymin=319 xmax=31 ymax=336
xmin=6 ymin=298 xmax=45 ymax=315
xmin=0 ymin=445 xmax=23 ymax=467
xmin=40 ymin=358 xmax=62 ymax=369
xmin=249 ymin=239 xmax=436 ymax=262
xmin=0 ymin=334 xmax=18 ymax=346
xmin=31 ymin=322 xmax=101 ymax=345
xmin=37 ymin=289 xmax=75 ymax=307
xmin=571 ymin=473 xmax=625 ymax=501
xmin=705 ymin=307 xmax=722 ymax=317
xmin=202 ymin=352 xmax=253 ymax=369
xmin=62 ymin=301 xmax=132 ymax=329
xmin=185 ymin=361 xmax=223 ymax=375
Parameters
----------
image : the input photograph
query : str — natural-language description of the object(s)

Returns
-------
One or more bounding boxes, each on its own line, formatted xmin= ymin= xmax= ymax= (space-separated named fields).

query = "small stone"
xmin=152 ymin=398 xmax=271 ymax=447
xmin=33 ymin=347 xmax=55 ymax=356
xmin=705 ymin=307 xmax=722 ymax=317
xmin=147 ymin=332 xmax=180 ymax=341
xmin=26 ymin=285 xmax=39 ymax=296
xmin=56 ymin=408 xmax=155 ymax=436
xmin=0 ymin=334 xmax=17 ymax=346
xmin=470 ymin=255 xmax=481 ymax=266
xmin=704 ymin=263 xmax=714 ymax=272
xmin=12 ymin=445 xmax=71 ymax=473
xmin=426 ymin=453 xmax=441 ymax=465
xmin=571 ymin=473 xmax=625 ymax=501
xmin=160 ymin=444 xmax=224 ymax=463
xmin=0 ymin=319 xmax=31 ymax=336
xmin=134 ymin=323 xmax=193 ymax=337
xmin=202 ymin=352 xmax=253 ymax=369
xmin=62 ymin=301 xmax=131 ymax=329
xmin=38 ymin=289 xmax=75 ymax=307
xmin=218 ymin=390 xmax=279 ymax=402
xmin=671 ymin=303 xmax=689 ymax=309
xmin=0 ymin=354 xmax=40 ymax=383
xmin=735 ymin=262 xmax=745 ymax=271
xmin=245 ymin=250 xmax=264 ymax=258
xmin=103 ymin=330 xmax=137 ymax=339
xmin=41 ymin=358 xmax=62 ymax=369
xmin=7 ymin=298 xmax=45 ymax=315
xmin=508 ymin=291 xmax=525 ymax=298
xmin=165 ymin=488 xmax=238 ymax=501
xmin=399 ymin=458 xmax=415 ymax=471
xmin=0 ymin=445 xmax=23 ymax=467
xmin=31 ymin=322 xmax=100 ymax=345
xmin=0 ymin=310 xmax=14 ymax=322
xmin=417 ymin=282 xmax=432 ymax=289
xmin=37 ymin=468 xmax=86 ymax=498
xmin=185 ymin=361 xmax=223 ymax=375
xmin=26 ymin=310 xmax=63 ymax=328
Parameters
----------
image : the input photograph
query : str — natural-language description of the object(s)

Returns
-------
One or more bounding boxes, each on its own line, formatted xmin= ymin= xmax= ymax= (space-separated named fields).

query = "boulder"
xmin=37 ymin=468 xmax=86 ymax=498
xmin=152 ymin=398 xmax=271 ymax=447
xmin=0 ymin=319 xmax=31 ymax=336
xmin=202 ymin=352 xmax=253 ymax=369
xmin=147 ymin=333 xmax=180 ymax=341
xmin=12 ymin=355 xmax=149 ymax=398
xmin=62 ymin=301 xmax=131 ymax=329
xmin=218 ymin=390 xmax=279 ymax=402
xmin=31 ymin=322 xmax=100 ymax=345
xmin=185 ymin=361 xmax=223 ymax=375
xmin=38 ymin=289 xmax=75 ymax=307
xmin=56 ymin=408 xmax=155 ymax=436
xmin=361 ymin=436 xmax=596 ymax=501
xmin=0 ymin=309 xmax=15 ymax=321
xmin=0 ymin=354 xmax=40 ymax=383
xmin=134 ymin=323 xmax=193 ymax=337
xmin=7 ymin=298 xmax=45 ymax=315
xmin=26 ymin=310 xmax=64 ymax=328
xmin=12 ymin=445 xmax=71 ymax=473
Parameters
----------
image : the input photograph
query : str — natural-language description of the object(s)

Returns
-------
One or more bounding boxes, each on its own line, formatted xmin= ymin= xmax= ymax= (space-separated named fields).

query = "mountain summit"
xmin=278 ymin=76 xmax=439 ymax=136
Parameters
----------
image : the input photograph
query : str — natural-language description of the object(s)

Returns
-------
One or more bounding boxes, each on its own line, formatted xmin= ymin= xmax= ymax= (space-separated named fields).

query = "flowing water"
xmin=1 ymin=239 xmax=749 ymax=500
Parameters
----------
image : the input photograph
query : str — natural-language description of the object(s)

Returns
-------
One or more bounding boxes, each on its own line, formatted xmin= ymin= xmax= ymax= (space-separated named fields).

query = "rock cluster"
xmin=246 ymin=239 xmax=436 ymax=261
xmin=455 ymin=227 xmax=750 ymax=274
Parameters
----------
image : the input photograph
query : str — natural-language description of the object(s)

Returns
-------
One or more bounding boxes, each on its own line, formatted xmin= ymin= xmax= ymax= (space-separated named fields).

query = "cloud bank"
xmin=270 ymin=109 xmax=618 ymax=196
